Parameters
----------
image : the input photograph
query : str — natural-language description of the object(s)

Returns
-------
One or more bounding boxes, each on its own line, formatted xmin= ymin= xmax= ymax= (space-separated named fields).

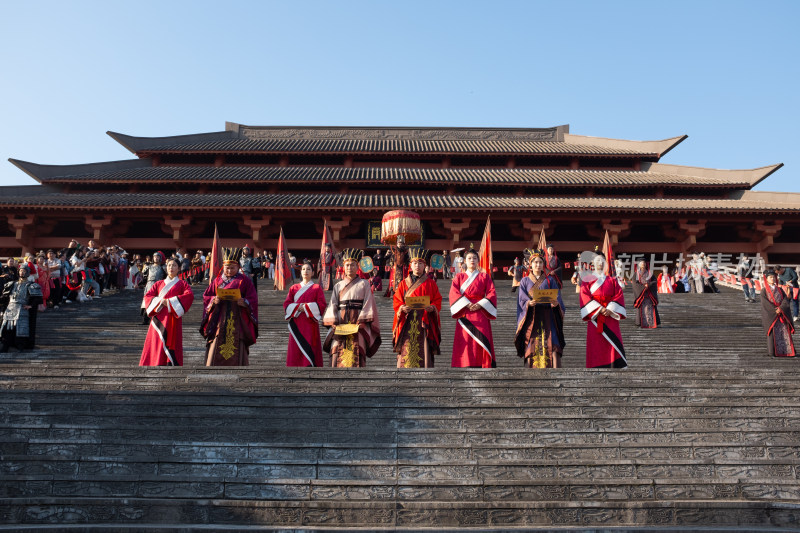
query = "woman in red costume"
xmin=449 ymin=249 xmax=497 ymax=368
xmin=139 ymin=258 xmax=194 ymax=366
xmin=579 ymin=254 xmax=627 ymax=369
xmin=284 ymin=261 xmax=327 ymax=367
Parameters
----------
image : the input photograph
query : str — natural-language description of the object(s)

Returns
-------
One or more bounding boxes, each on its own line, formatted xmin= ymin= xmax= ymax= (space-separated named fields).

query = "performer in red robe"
xmin=580 ymin=254 xmax=627 ymax=369
xmin=284 ymin=261 xmax=327 ymax=367
xmin=545 ymin=244 xmax=563 ymax=288
xmin=384 ymin=234 xmax=409 ymax=297
xmin=139 ymin=258 xmax=194 ymax=366
xmin=761 ymin=270 xmax=796 ymax=357
xmin=631 ymin=260 xmax=661 ymax=329
xmin=392 ymin=248 xmax=442 ymax=368
xmin=201 ymin=248 xmax=258 ymax=366
xmin=323 ymin=248 xmax=381 ymax=367
xmin=657 ymin=265 xmax=675 ymax=294
xmin=449 ymin=249 xmax=497 ymax=368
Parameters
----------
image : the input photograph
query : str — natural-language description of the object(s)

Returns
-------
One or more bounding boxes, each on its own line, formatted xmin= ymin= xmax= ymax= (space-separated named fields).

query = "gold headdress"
xmin=222 ymin=247 xmax=243 ymax=265
xmin=340 ymin=248 xmax=363 ymax=263
xmin=523 ymin=248 xmax=545 ymax=261
xmin=408 ymin=247 xmax=431 ymax=263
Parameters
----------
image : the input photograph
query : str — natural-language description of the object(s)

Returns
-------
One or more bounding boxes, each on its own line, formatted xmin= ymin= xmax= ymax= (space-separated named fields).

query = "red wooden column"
xmin=678 ymin=219 xmax=707 ymax=253
xmin=601 ymin=219 xmax=631 ymax=246
xmin=243 ymin=216 xmax=272 ymax=250
xmin=84 ymin=215 xmax=115 ymax=245
xmin=755 ymin=220 xmax=783 ymax=263
xmin=442 ymin=218 xmax=473 ymax=250
xmin=7 ymin=215 xmax=36 ymax=255
xmin=162 ymin=216 xmax=193 ymax=250
xmin=326 ymin=217 xmax=353 ymax=245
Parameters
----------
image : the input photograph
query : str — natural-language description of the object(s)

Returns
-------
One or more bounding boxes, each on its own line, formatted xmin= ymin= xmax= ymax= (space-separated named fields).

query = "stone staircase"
xmin=1 ymin=279 xmax=799 ymax=530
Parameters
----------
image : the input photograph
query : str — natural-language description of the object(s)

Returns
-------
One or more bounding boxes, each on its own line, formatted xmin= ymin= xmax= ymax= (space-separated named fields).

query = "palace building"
xmin=2 ymin=122 xmax=799 ymax=264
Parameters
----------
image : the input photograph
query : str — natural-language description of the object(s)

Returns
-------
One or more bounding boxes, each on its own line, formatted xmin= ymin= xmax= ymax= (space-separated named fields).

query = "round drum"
xmin=381 ymin=210 xmax=421 ymax=245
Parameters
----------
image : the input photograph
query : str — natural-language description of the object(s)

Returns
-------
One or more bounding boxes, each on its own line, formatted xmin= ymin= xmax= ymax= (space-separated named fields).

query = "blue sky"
xmin=1 ymin=1 xmax=797 ymax=191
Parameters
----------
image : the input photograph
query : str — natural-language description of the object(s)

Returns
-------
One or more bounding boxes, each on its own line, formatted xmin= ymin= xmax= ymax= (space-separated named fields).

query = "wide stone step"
xmin=1 ymin=497 xmax=799 ymax=529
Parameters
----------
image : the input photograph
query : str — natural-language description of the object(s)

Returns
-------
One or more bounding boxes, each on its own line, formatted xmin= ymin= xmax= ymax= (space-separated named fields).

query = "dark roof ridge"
xmin=8 ymin=158 xmax=153 ymax=183
xmin=226 ymin=122 xmax=570 ymax=142
xmin=641 ymin=162 xmax=784 ymax=188
xmin=107 ymin=130 xmax=236 ymax=154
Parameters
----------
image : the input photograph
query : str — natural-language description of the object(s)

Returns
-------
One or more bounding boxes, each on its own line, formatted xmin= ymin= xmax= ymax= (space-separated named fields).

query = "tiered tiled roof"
xmin=4 ymin=123 xmax=795 ymax=219
xmin=9 ymin=159 xmax=781 ymax=189
xmin=107 ymin=125 xmax=687 ymax=159
xmin=2 ymin=187 xmax=799 ymax=214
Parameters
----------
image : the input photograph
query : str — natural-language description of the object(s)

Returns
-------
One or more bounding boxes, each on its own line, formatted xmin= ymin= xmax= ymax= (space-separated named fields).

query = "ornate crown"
xmin=222 ymin=247 xmax=243 ymax=265
xmin=523 ymin=248 xmax=544 ymax=260
xmin=408 ymin=247 xmax=431 ymax=263
xmin=340 ymin=248 xmax=363 ymax=263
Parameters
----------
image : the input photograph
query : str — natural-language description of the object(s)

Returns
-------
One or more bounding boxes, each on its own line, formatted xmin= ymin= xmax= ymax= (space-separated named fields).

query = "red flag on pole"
xmin=602 ymin=230 xmax=615 ymax=277
xmin=478 ymin=216 xmax=493 ymax=277
xmin=538 ymin=227 xmax=548 ymax=263
xmin=273 ymin=227 xmax=292 ymax=291
xmin=208 ymin=223 xmax=221 ymax=285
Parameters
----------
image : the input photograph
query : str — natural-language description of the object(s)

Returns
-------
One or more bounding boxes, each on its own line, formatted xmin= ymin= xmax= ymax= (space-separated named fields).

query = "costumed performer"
xmin=0 ymin=264 xmax=43 ymax=352
xmin=392 ymin=248 xmax=442 ymax=368
xmin=139 ymin=258 xmax=194 ymax=366
xmin=318 ymin=243 xmax=336 ymax=291
xmin=384 ymin=234 xmax=409 ymax=297
xmin=631 ymin=260 xmax=661 ymax=329
xmin=140 ymin=251 xmax=166 ymax=324
xmin=545 ymin=244 xmax=563 ymax=288
xmin=201 ymin=248 xmax=259 ymax=366
xmin=580 ymin=253 xmax=627 ymax=369
xmin=657 ymin=265 xmax=674 ymax=294
xmin=760 ymin=269 xmax=795 ymax=357
xmin=323 ymin=248 xmax=381 ymax=367
xmin=284 ymin=261 xmax=328 ymax=367
xmin=514 ymin=248 xmax=566 ymax=368
xmin=449 ymin=248 xmax=497 ymax=368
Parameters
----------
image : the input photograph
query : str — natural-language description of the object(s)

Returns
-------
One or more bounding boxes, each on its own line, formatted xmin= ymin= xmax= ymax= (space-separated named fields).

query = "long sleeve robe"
xmin=139 ymin=277 xmax=194 ymax=366
xmin=284 ymin=281 xmax=327 ymax=367
xmin=449 ymin=271 xmax=497 ymax=368
xmin=201 ymin=273 xmax=258 ymax=366
xmin=657 ymin=273 xmax=674 ymax=294
xmin=392 ymin=275 xmax=442 ymax=368
xmin=632 ymin=271 xmax=661 ymax=329
xmin=761 ymin=283 xmax=796 ymax=357
xmin=514 ymin=274 xmax=565 ymax=368
xmin=580 ymin=275 xmax=627 ymax=369
xmin=323 ymin=276 xmax=381 ymax=367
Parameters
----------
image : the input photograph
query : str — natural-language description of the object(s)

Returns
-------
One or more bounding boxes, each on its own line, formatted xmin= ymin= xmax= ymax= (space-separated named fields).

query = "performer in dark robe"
xmin=139 ymin=258 xmax=194 ymax=366
xmin=631 ymin=260 xmax=661 ymax=329
xmin=318 ymin=243 xmax=336 ymax=291
xmin=0 ymin=265 xmax=43 ymax=352
xmin=392 ymin=248 xmax=442 ymax=368
xmin=201 ymin=248 xmax=258 ymax=366
xmin=284 ymin=261 xmax=327 ymax=367
xmin=580 ymin=254 xmax=627 ymax=369
xmin=323 ymin=248 xmax=381 ymax=367
xmin=760 ymin=270 xmax=796 ymax=357
xmin=545 ymin=244 xmax=563 ymax=288
xmin=514 ymin=249 xmax=566 ymax=368
xmin=384 ymin=234 xmax=409 ymax=297
xmin=449 ymin=249 xmax=497 ymax=368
